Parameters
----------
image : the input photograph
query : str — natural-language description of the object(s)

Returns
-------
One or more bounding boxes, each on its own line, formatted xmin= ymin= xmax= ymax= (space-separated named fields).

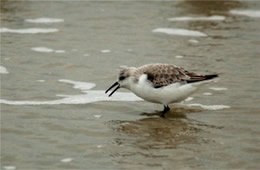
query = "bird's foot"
xmin=160 ymin=105 xmax=170 ymax=118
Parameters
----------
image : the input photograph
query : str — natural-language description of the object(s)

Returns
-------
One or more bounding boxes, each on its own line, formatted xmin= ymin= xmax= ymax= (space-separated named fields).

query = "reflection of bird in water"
xmin=106 ymin=63 xmax=218 ymax=117
xmin=111 ymin=109 xmax=200 ymax=150
xmin=110 ymin=107 xmax=222 ymax=151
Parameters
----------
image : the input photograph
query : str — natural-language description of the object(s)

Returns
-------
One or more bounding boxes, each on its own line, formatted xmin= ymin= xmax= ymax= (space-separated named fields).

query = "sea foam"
xmin=25 ymin=18 xmax=64 ymax=24
xmin=31 ymin=47 xmax=66 ymax=53
xmin=168 ymin=15 xmax=225 ymax=21
xmin=152 ymin=28 xmax=207 ymax=37
xmin=0 ymin=27 xmax=59 ymax=34
xmin=230 ymin=10 xmax=260 ymax=18
xmin=187 ymin=103 xmax=231 ymax=110
xmin=31 ymin=47 xmax=54 ymax=53
xmin=0 ymin=66 xmax=9 ymax=74
xmin=0 ymin=79 xmax=142 ymax=106
xmin=209 ymin=87 xmax=228 ymax=91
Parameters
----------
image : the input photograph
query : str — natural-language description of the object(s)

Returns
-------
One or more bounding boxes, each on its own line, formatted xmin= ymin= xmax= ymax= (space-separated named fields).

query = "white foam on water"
xmin=31 ymin=47 xmax=54 ymax=53
xmin=152 ymin=28 xmax=207 ymax=37
xmin=0 ymin=79 xmax=143 ymax=106
xmin=168 ymin=15 xmax=225 ymax=21
xmin=209 ymin=87 xmax=228 ymax=91
xmin=89 ymin=90 xmax=142 ymax=102
xmin=96 ymin=145 xmax=103 ymax=148
xmin=56 ymin=94 xmax=71 ymax=97
xmin=25 ymin=18 xmax=64 ymax=24
xmin=101 ymin=49 xmax=111 ymax=53
xmin=55 ymin=50 xmax=66 ymax=53
xmin=0 ymin=66 xmax=9 ymax=74
xmin=230 ymin=10 xmax=260 ymax=18
xmin=58 ymin=79 xmax=96 ymax=91
xmin=0 ymin=90 xmax=142 ymax=106
xmin=187 ymin=103 xmax=231 ymax=110
xmin=94 ymin=115 xmax=102 ymax=118
xmin=203 ymin=92 xmax=212 ymax=96
xmin=83 ymin=53 xmax=90 ymax=57
xmin=60 ymin=158 xmax=73 ymax=163
xmin=0 ymin=99 xmax=63 ymax=105
xmin=3 ymin=166 xmax=16 ymax=170
xmin=31 ymin=47 xmax=66 ymax=53
xmin=0 ymin=27 xmax=59 ymax=34
xmin=185 ymin=97 xmax=194 ymax=102
xmin=188 ymin=39 xmax=199 ymax=43
xmin=36 ymin=80 xmax=46 ymax=83
xmin=175 ymin=55 xmax=184 ymax=59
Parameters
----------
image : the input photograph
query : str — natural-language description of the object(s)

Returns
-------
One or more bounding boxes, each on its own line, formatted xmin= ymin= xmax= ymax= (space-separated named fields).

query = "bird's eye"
xmin=119 ymin=76 xmax=125 ymax=81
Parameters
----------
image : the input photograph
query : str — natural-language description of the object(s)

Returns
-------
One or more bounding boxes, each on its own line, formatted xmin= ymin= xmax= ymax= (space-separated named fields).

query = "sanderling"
xmin=105 ymin=63 xmax=218 ymax=117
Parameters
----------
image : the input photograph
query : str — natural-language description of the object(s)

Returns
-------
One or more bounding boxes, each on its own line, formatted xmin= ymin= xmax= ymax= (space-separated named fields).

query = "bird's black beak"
xmin=105 ymin=82 xmax=120 ymax=97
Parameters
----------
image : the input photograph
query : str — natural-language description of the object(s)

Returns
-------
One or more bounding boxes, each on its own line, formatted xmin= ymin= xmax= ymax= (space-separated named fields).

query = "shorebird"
xmin=105 ymin=63 xmax=218 ymax=117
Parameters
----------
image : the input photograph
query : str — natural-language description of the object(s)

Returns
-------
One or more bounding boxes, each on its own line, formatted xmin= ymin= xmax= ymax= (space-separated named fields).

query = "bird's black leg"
xmin=161 ymin=105 xmax=170 ymax=117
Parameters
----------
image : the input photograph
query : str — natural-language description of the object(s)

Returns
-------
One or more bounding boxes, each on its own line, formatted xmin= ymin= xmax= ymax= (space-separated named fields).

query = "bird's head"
xmin=105 ymin=66 xmax=135 ymax=97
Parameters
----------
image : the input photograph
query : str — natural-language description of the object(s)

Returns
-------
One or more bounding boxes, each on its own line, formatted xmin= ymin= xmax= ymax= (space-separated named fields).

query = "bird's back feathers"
xmin=135 ymin=64 xmax=218 ymax=88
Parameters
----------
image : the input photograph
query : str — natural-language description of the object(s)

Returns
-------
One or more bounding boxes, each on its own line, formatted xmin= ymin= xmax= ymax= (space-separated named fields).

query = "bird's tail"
xmin=205 ymin=74 xmax=218 ymax=80
xmin=187 ymin=74 xmax=218 ymax=83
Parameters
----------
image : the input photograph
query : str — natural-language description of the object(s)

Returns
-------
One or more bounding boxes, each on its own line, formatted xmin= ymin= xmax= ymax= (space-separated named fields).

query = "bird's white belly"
xmin=130 ymin=78 xmax=198 ymax=105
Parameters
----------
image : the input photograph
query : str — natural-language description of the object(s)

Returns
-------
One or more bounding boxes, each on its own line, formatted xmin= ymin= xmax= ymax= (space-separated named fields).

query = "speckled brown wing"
xmin=138 ymin=64 xmax=218 ymax=88
xmin=138 ymin=64 xmax=191 ymax=88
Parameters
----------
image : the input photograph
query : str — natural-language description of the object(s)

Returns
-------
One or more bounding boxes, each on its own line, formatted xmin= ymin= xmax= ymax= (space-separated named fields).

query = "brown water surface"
xmin=1 ymin=1 xmax=260 ymax=169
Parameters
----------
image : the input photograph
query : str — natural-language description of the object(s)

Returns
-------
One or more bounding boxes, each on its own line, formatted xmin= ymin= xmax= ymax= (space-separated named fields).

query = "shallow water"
xmin=1 ymin=1 xmax=260 ymax=169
